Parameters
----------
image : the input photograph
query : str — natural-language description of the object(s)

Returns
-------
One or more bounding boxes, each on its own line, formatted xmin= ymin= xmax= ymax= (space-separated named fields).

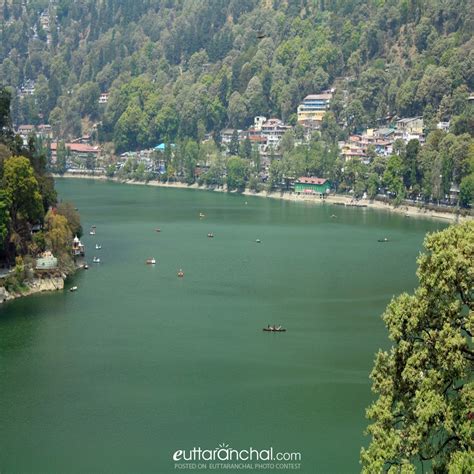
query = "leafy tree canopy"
xmin=361 ymin=221 xmax=474 ymax=473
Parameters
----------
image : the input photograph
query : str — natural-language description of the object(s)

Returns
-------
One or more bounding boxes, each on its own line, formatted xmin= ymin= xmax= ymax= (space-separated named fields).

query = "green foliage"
xmin=0 ymin=190 xmax=11 ymax=252
xmin=43 ymin=210 xmax=73 ymax=269
xmin=1 ymin=1 xmax=471 ymax=154
xmin=361 ymin=222 xmax=474 ymax=472
xmin=226 ymin=156 xmax=248 ymax=191
xmin=56 ymin=202 xmax=82 ymax=238
xmin=0 ymin=88 xmax=80 ymax=271
xmin=2 ymin=156 xmax=44 ymax=225
xmin=459 ymin=174 xmax=474 ymax=208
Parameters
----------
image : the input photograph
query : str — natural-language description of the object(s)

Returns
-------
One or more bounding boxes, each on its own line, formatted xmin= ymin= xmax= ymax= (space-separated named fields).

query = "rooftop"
xmin=303 ymin=93 xmax=332 ymax=101
xmin=296 ymin=177 xmax=328 ymax=185
xmin=50 ymin=143 xmax=99 ymax=153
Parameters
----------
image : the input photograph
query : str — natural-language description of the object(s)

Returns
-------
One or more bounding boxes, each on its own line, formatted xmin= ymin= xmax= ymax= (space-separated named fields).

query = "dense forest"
xmin=0 ymin=0 xmax=473 ymax=206
xmin=0 ymin=88 xmax=81 ymax=289
xmin=1 ymin=0 xmax=472 ymax=144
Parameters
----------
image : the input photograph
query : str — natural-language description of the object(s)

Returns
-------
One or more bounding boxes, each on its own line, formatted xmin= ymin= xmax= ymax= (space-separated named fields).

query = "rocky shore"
xmin=0 ymin=275 xmax=65 ymax=304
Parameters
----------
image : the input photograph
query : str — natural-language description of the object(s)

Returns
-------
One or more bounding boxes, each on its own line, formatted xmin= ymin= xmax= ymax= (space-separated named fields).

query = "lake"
xmin=0 ymin=179 xmax=444 ymax=473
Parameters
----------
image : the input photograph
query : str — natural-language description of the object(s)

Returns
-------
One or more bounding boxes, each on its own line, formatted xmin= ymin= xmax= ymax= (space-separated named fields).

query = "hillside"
xmin=1 ymin=0 xmax=472 ymax=145
xmin=1 ymin=0 xmax=473 ymax=208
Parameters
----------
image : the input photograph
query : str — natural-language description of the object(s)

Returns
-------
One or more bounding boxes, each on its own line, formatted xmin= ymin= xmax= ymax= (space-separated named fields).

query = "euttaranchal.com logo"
xmin=172 ymin=443 xmax=302 ymax=470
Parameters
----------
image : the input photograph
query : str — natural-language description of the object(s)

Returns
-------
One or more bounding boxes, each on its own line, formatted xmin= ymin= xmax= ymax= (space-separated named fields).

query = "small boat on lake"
xmin=146 ymin=258 xmax=156 ymax=265
xmin=95 ymin=244 xmax=102 ymax=250
xmin=207 ymin=232 xmax=214 ymax=238
xmin=83 ymin=264 xmax=89 ymax=270
xmin=92 ymin=257 xmax=100 ymax=263
xmin=263 ymin=325 xmax=286 ymax=332
xmin=155 ymin=228 xmax=161 ymax=232
xmin=199 ymin=212 xmax=205 ymax=218
xmin=378 ymin=237 xmax=389 ymax=243
xmin=256 ymin=239 xmax=261 ymax=243
xmin=69 ymin=286 xmax=78 ymax=292
xmin=177 ymin=269 xmax=184 ymax=277
xmin=89 ymin=230 xmax=96 ymax=235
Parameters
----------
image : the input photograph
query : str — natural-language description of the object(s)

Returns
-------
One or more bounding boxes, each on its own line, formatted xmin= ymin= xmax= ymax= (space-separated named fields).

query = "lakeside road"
xmin=52 ymin=173 xmax=471 ymax=223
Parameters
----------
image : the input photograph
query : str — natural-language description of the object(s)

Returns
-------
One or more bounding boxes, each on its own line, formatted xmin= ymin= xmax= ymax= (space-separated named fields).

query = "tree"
xmin=229 ymin=129 xmax=240 ymax=156
xmin=361 ymin=222 xmax=474 ymax=473
xmin=227 ymin=91 xmax=248 ymax=128
xmin=2 ymin=156 xmax=44 ymax=227
xmin=56 ymin=202 xmax=82 ymax=237
xmin=44 ymin=210 xmax=73 ymax=264
xmin=383 ymin=155 xmax=405 ymax=202
xmin=226 ymin=156 xmax=248 ymax=191
xmin=245 ymin=75 xmax=265 ymax=118
xmin=239 ymin=136 xmax=252 ymax=159
xmin=459 ymin=173 xmax=474 ymax=208
xmin=0 ymin=190 xmax=11 ymax=252
xmin=56 ymin=141 xmax=67 ymax=175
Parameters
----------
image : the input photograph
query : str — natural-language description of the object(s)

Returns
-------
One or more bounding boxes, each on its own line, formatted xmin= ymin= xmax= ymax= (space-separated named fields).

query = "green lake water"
xmin=0 ymin=179 xmax=444 ymax=473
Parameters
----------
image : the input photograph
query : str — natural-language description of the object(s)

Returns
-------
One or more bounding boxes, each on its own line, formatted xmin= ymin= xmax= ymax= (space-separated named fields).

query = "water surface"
xmin=0 ymin=179 xmax=444 ymax=473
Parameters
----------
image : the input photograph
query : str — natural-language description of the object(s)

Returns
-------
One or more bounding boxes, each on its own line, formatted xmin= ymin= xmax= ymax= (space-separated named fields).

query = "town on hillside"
xmin=14 ymin=88 xmax=473 ymax=208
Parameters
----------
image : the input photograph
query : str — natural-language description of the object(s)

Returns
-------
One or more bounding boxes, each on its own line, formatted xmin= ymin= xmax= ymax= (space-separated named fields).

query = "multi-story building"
xmin=98 ymin=93 xmax=109 ymax=104
xmin=395 ymin=117 xmax=424 ymax=143
xmin=297 ymin=92 xmax=333 ymax=126
xmin=260 ymin=118 xmax=291 ymax=149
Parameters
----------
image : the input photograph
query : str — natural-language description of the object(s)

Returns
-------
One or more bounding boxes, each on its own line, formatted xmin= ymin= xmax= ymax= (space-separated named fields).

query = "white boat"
xmin=95 ymin=244 xmax=102 ymax=250
xmin=69 ymin=286 xmax=78 ymax=292
xmin=146 ymin=258 xmax=156 ymax=265
xmin=89 ymin=230 xmax=96 ymax=235
xmin=199 ymin=212 xmax=205 ymax=218
xmin=93 ymin=257 xmax=100 ymax=263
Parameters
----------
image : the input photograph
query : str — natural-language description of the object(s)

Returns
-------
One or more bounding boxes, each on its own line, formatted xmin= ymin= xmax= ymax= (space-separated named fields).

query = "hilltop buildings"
xmin=297 ymin=92 xmax=333 ymax=128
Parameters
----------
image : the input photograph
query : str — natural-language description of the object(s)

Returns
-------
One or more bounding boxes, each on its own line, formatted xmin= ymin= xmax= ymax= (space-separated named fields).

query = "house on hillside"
xmin=297 ymin=92 xmax=333 ymax=127
xmin=98 ymin=92 xmax=109 ymax=104
xmin=261 ymin=118 xmax=291 ymax=148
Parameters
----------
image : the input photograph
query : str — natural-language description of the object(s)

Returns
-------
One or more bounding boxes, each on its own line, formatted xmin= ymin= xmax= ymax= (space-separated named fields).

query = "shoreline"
xmin=0 ymin=275 xmax=65 ymax=304
xmin=53 ymin=173 xmax=471 ymax=223
xmin=0 ymin=261 xmax=87 ymax=305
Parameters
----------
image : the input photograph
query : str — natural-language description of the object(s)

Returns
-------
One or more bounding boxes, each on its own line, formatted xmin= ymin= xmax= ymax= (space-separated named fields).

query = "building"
xmin=39 ymin=11 xmax=50 ymax=31
xmin=36 ymin=251 xmax=58 ymax=270
xmin=253 ymin=116 xmax=267 ymax=131
xmin=72 ymin=236 xmax=85 ymax=257
xmin=396 ymin=117 xmax=424 ymax=135
xmin=437 ymin=121 xmax=450 ymax=132
xmin=294 ymin=177 xmax=331 ymax=195
xmin=261 ymin=118 xmax=291 ymax=148
xmin=98 ymin=93 xmax=109 ymax=104
xmin=297 ymin=92 xmax=333 ymax=126
xmin=50 ymin=142 xmax=100 ymax=161
xmin=17 ymin=124 xmax=35 ymax=138
xmin=220 ymin=128 xmax=241 ymax=147
xmin=37 ymin=124 xmax=53 ymax=139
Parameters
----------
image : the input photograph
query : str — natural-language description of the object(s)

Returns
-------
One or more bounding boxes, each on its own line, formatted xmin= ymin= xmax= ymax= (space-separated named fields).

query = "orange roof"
xmin=50 ymin=143 xmax=99 ymax=153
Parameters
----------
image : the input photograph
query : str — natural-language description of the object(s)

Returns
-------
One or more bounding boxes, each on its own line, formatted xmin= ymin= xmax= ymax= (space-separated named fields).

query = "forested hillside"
xmin=1 ymin=0 xmax=472 ymax=149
